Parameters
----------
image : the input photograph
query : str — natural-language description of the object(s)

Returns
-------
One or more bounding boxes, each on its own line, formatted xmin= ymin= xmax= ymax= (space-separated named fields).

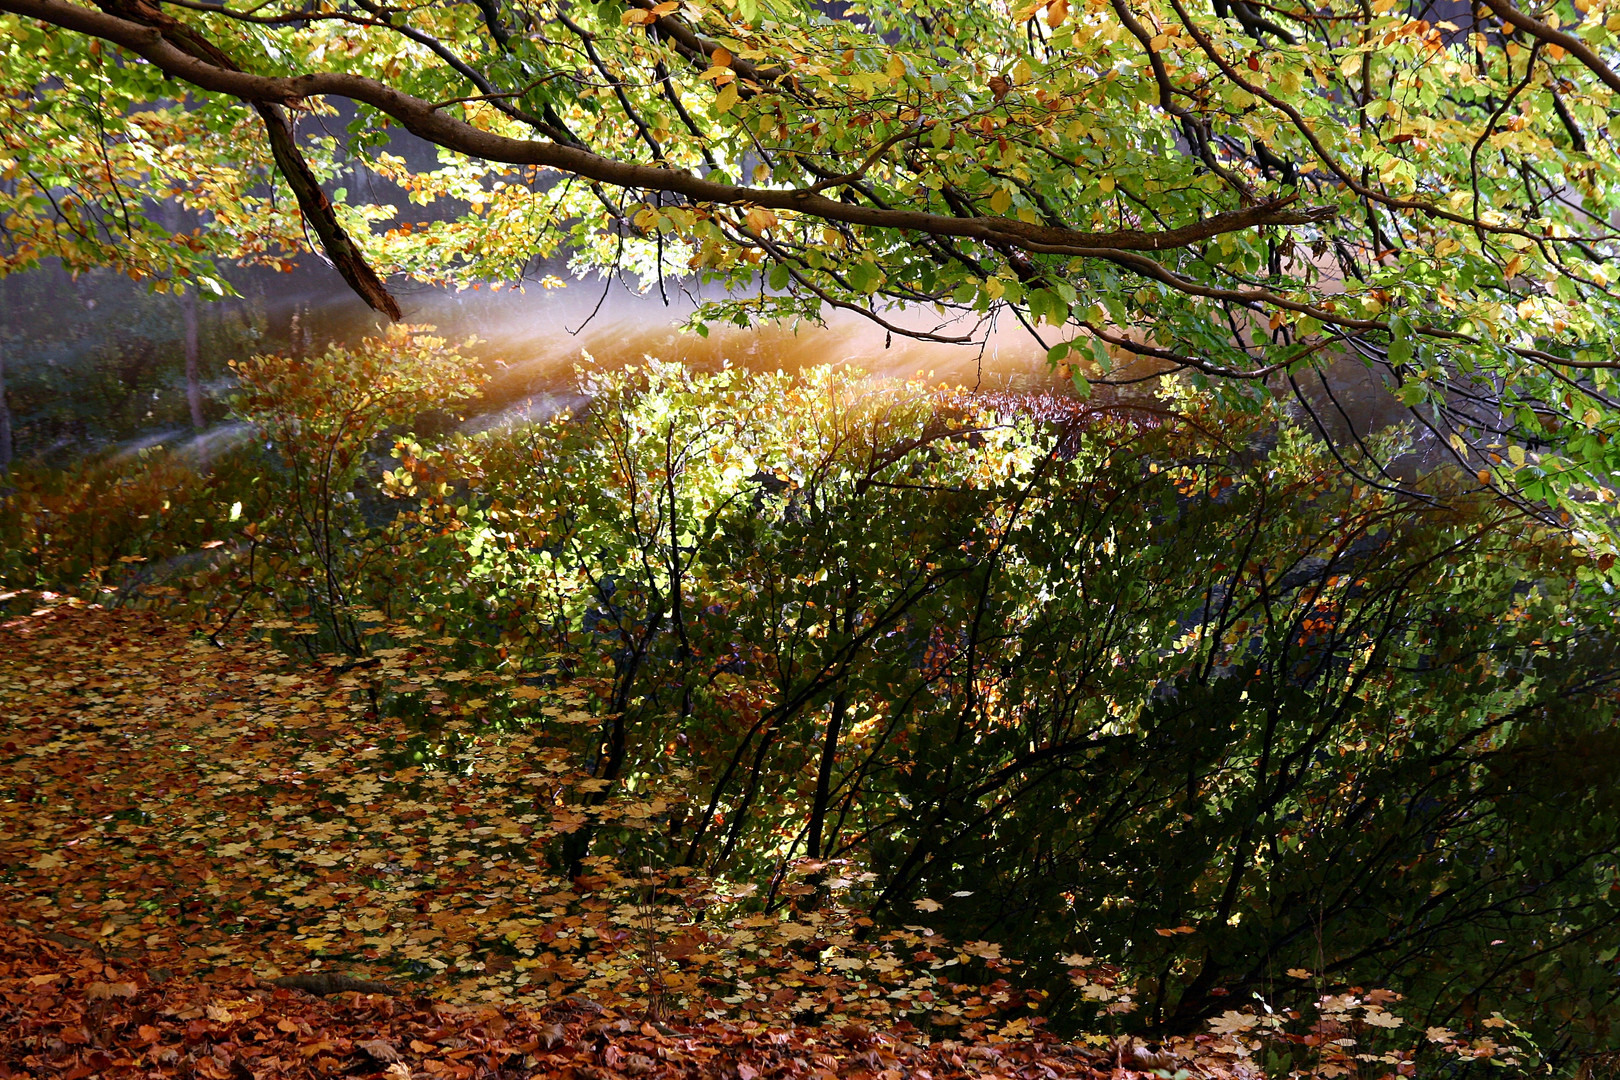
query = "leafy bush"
xmin=411 ymin=364 xmax=1620 ymax=1067
xmin=0 ymin=444 xmax=245 ymax=602
xmin=12 ymin=346 xmax=1616 ymax=1071
xmin=224 ymin=323 xmax=485 ymax=653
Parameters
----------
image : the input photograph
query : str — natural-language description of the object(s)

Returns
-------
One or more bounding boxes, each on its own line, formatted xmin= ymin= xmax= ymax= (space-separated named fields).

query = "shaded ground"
xmin=0 ymin=601 xmax=600 ymax=1005
xmin=0 ymin=600 xmax=1302 ymax=1078
xmin=0 ymin=919 xmax=1149 ymax=1079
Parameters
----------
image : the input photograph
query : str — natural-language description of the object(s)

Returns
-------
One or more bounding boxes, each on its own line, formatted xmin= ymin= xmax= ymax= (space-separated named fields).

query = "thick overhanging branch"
xmin=255 ymin=101 xmax=402 ymax=321
xmin=85 ymin=0 xmax=402 ymax=319
xmin=3 ymin=0 xmax=1332 ymax=266
xmin=1481 ymin=0 xmax=1620 ymax=96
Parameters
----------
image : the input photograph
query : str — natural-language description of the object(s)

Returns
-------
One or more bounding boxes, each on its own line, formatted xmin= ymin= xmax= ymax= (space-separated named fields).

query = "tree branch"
xmin=89 ymin=0 xmax=401 ymax=319
xmin=6 ymin=0 xmax=1333 ymax=263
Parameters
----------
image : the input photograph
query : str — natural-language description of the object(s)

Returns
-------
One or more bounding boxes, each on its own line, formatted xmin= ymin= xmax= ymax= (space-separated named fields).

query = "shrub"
xmin=420 ymin=364 xmax=1620 ymax=1065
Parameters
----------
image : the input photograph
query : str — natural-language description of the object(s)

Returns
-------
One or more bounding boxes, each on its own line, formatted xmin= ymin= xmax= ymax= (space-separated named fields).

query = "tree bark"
xmin=0 ymin=343 xmax=12 ymax=475
xmin=806 ymin=689 xmax=849 ymax=861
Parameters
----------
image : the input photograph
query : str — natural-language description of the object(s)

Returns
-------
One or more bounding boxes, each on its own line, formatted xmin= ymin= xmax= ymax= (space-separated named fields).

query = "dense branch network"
xmin=6 ymin=0 xmax=1620 ymax=511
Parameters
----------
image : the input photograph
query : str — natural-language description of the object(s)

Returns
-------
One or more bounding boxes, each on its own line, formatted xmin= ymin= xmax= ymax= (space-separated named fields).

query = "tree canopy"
xmin=5 ymin=0 xmax=1620 ymax=511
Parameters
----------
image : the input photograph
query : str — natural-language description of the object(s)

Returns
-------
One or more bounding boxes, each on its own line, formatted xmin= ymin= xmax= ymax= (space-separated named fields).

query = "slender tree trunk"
xmin=182 ymin=286 xmax=204 ymax=430
xmin=806 ymin=689 xmax=849 ymax=862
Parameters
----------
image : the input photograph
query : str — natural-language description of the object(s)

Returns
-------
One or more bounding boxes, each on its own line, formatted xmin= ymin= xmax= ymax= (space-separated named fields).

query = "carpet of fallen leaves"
xmin=1 ymin=916 xmax=1230 ymax=1080
xmin=0 ymin=599 xmax=1293 ymax=1078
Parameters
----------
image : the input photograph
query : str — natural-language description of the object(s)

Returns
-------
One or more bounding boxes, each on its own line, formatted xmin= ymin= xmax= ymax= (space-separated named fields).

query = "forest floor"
xmin=0 ymin=599 xmax=1266 ymax=1079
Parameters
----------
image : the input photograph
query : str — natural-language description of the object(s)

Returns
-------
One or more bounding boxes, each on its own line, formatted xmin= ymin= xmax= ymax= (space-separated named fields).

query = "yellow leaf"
xmin=715 ymin=83 xmax=739 ymax=114
xmin=887 ymin=54 xmax=906 ymax=80
xmin=1503 ymin=254 xmax=1523 ymax=278
xmin=1149 ymin=33 xmax=1169 ymax=51
xmin=990 ymin=187 xmax=1012 ymax=214
xmin=711 ymin=46 xmax=732 ymax=68
xmin=1047 ymin=0 xmax=1069 ymax=27
xmin=745 ymin=206 xmax=778 ymax=233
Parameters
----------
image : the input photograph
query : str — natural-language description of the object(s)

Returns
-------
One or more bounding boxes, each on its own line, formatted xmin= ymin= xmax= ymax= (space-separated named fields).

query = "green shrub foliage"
xmin=395 ymin=363 xmax=1619 ymax=1050
xmin=12 ymin=348 xmax=1617 ymax=1063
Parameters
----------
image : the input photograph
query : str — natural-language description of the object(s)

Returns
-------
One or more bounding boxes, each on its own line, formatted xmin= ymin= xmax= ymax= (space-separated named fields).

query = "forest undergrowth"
xmin=0 ymin=599 xmax=1374 ymax=1080
xmin=3 ymin=332 xmax=1617 ymax=1077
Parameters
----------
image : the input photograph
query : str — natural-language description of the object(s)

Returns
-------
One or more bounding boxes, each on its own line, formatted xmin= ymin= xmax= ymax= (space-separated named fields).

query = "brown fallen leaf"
xmin=358 ymin=1038 xmax=403 ymax=1063
xmin=85 ymin=980 xmax=137 ymax=1000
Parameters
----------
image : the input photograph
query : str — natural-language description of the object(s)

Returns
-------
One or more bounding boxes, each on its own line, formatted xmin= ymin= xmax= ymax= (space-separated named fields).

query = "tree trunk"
xmin=182 ymin=286 xmax=204 ymax=430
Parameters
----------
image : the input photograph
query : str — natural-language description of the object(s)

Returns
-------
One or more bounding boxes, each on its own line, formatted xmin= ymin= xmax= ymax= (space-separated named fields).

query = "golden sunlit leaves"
xmin=744 ymin=206 xmax=778 ymax=233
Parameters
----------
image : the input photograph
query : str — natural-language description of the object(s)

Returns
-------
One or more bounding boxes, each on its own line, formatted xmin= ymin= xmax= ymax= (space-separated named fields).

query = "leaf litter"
xmin=1 ymin=600 xmax=1286 ymax=1077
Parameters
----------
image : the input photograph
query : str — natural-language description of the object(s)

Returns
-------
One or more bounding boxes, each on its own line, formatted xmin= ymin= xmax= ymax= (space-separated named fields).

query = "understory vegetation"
xmin=5 ymin=328 xmax=1620 ymax=1076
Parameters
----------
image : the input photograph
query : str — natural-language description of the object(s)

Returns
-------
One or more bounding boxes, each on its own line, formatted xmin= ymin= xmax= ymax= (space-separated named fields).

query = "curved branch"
xmin=1481 ymin=0 xmax=1620 ymax=96
xmin=93 ymin=0 xmax=401 ymax=318
xmin=5 ymin=0 xmax=1333 ymax=258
